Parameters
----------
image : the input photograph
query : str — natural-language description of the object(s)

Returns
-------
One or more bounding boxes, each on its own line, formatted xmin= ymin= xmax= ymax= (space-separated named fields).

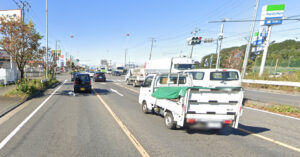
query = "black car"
xmin=71 ymin=72 xmax=79 ymax=81
xmin=74 ymin=73 xmax=92 ymax=93
xmin=94 ymin=72 xmax=106 ymax=82
xmin=112 ymin=71 xmax=121 ymax=76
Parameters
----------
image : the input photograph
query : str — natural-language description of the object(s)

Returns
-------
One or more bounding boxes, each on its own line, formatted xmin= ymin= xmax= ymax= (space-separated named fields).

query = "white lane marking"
xmin=238 ymin=128 xmax=300 ymax=153
xmin=244 ymin=107 xmax=300 ymax=121
xmin=114 ymin=83 xmax=139 ymax=94
xmin=111 ymin=88 xmax=124 ymax=97
xmin=0 ymin=80 xmax=67 ymax=150
xmin=246 ymin=89 xmax=300 ymax=98
xmin=93 ymin=90 xmax=150 ymax=157
xmin=101 ymin=83 xmax=107 ymax=85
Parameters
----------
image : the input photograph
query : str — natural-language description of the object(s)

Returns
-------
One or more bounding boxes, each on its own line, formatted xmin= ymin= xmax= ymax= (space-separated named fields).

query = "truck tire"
xmin=142 ymin=101 xmax=148 ymax=114
xmin=126 ymin=79 xmax=130 ymax=85
xmin=133 ymin=82 xmax=137 ymax=87
xmin=165 ymin=112 xmax=176 ymax=130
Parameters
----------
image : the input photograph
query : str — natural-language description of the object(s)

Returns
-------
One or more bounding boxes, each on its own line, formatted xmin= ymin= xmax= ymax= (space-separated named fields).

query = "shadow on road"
xmin=185 ymin=123 xmax=270 ymax=136
xmin=93 ymin=88 xmax=111 ymax=95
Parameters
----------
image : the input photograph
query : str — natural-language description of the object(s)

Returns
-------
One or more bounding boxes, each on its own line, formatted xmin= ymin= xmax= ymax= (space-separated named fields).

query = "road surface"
xmin=0 ymin=74 xmax=299 ymax=157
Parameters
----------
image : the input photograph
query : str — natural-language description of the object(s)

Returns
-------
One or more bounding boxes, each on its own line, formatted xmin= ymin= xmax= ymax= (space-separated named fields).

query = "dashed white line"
xmin=111 ymin=88 xmax=124 ymax=97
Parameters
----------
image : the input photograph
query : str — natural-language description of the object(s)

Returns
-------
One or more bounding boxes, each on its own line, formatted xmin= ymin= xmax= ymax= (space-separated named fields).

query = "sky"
xmin=1 ymin=0 xmax=300 ymax=67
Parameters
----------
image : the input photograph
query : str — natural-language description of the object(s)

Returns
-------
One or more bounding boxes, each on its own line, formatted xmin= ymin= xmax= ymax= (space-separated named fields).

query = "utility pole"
xmin=190 ymin=28 xmax=200 ymax=58
xmin=259 ymin=25 xmax=272 ymax=76
xmin=216 ymin=24 xmax=224 ymax=69
xmin=241 ymin=0 xmax=260 ymax=78
xmin=46 ymin=0 xmax=48 ymax=78
xmin=124 ymin=49 xmax=127 ymax=68
xmin=55 ymin=40 xmax=58 ymax=77
xmin=149 ymin=38 xmax=155 ymax=60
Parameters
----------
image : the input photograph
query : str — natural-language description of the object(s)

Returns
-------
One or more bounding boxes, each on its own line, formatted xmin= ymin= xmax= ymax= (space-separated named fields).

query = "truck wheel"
xmin=126 ymin=79 xmax=130 ymax=85
xmin=133 ymin=82 xmax=137 ymax=87
xmin=142 ymin=101 xmax=148 ymax=114
xmin=165 ymin=112 xmax=176 ymax=129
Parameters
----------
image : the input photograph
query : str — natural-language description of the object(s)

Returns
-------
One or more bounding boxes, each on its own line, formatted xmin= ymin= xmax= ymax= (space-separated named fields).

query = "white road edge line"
xmin=0 ymin=79 xmax=67 ymax=150
xmin=244 ymin=107 xmax=300 ymax=121
xmin=111 ymin=88 xmax=124 ymax=97
xmin=246 ymin=89 xmax=300 ymax=97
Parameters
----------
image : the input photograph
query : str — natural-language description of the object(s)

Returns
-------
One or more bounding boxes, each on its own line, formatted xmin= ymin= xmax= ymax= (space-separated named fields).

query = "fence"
xmin=242 ymin=79 xmax=300 ymax=88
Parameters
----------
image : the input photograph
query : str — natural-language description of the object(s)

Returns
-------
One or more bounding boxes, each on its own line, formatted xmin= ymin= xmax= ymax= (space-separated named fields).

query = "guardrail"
xmin=242 ymin=79 xmax=300 ymax=87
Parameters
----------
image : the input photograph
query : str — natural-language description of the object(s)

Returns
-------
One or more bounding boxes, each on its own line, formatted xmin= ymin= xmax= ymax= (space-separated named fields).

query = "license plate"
xmin=80 ymin=88 xmax=85 ymax=91
xmin=207 ymin=122 xmax=222 ymax=128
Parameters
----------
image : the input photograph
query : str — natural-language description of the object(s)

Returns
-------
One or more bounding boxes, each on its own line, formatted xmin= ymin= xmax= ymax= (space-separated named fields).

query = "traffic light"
xmin=191 ymin=37 xmax=202 ymax=45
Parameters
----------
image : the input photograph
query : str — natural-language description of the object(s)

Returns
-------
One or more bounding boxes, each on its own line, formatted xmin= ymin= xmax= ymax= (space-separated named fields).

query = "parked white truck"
xmin=125 ymin=68 xmax=146 ymax=87
xmin=145 ymin=57 xmax=195 ymax=74
xmin=139 ymin=69 xmax=244 ymax=133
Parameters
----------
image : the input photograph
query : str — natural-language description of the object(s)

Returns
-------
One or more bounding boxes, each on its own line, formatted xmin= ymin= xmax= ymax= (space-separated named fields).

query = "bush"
xmin=8 ymin=77 xmax=58 ymax=97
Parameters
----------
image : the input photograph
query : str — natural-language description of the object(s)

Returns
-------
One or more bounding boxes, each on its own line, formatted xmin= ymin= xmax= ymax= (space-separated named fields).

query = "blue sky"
xmin=1 ymin=0 xmax=300 ymax=66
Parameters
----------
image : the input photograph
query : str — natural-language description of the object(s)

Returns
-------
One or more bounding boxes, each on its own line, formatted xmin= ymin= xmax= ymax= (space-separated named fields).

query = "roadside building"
xmin=0 ymin=49 xmax=19 ymax=84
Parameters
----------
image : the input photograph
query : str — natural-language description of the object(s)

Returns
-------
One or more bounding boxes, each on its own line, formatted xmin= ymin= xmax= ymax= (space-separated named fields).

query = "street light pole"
xmin=216 ymin=23 xmax=224 ymax=69
xmin=46 ymin=0 xmax=48 ymax=79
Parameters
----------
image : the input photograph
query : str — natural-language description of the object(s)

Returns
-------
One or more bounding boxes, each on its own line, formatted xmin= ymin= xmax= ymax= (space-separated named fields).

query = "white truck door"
xmin=139 ymin=75 xmax=156 ymax=107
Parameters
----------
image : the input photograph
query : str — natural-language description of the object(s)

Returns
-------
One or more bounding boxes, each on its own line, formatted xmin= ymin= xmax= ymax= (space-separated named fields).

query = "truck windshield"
xmin=173 ymin=64 xmax=194 ymax=70
xmin=210 ymin=71 xmax=239 ymax=81
xmin=187 ymin=72 xmax=204 ymax=80
xmin=117 ymin=67 xmax=124 ymax=70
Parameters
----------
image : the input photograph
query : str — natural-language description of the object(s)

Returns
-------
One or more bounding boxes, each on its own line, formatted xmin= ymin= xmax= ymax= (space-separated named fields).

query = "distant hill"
xmin=200 ymin=40 xmax=300 ymax=70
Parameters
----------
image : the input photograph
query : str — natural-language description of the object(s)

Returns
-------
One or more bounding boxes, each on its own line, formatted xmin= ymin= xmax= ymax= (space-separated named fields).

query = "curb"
xmin=0 ymin=81 xmax=62 ymax=118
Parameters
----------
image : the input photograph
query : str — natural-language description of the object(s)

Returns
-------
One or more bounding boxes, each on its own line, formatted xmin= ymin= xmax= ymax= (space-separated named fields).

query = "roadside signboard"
xmin=0 ymin=9 xmax=21 ymax=22
xmin=260 ymin=4 xmax=285 ymax=26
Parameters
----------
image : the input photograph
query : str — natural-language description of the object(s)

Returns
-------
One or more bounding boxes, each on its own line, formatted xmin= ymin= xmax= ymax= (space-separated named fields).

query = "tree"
xmin=222 ymin=49 xmax=244 ymax=71
xmin=0 ymin=18 xmax=43 ymax=80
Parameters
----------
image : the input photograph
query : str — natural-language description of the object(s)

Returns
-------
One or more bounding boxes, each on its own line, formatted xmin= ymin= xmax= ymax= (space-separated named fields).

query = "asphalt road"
xmin=0 ymin=73 xmax=299 ymax=157
xmin=245 ymin=89 xmax=300 ymax=106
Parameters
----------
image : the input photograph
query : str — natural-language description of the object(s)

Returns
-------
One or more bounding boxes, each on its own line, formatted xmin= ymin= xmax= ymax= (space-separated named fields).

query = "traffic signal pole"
xmin=216 ymin=23 xmax=224 ymax=69
xmin=189 ymin=28 xmax=199 ymax=58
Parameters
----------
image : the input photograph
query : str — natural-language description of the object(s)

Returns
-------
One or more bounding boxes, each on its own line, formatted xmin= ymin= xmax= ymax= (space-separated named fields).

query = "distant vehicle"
xmin=112 ymin=71 xmax=121 ymax=76
xmin=107 ymin=68 xmax=112 ymax=74
xmin=116 ymin=65 xmax=125 ymax=74
xmin=89 ymin=71 xmax=95 ymax=77
xmin=139 ymin=69 xmax=244 ymax=132
xmin=94 ymin=72 xmax=106 ymax=82
xmin=145 ymin=57 xmax=195 ymax=74
xmin=125 ymin=68 xmax=146 ymax=87
xmin=74 ymin=73 xmax=92 ymax=93
xmin=71 ymin=72 xmax=79 ymax=81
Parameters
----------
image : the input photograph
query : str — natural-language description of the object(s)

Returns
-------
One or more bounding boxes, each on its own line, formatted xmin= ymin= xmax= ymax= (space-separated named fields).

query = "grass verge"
xmin=6 ymin=76 xmax=58 ymax=100
xmin=245 ymin=100 xmax=300 ymax=118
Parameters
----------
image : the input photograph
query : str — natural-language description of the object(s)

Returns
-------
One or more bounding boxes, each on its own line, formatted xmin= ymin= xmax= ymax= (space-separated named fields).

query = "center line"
xmin=93 ymin=89 xmax=150 ymax=157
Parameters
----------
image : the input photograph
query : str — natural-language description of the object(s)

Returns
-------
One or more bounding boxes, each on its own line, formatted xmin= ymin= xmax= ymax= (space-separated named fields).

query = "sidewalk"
xmin=0 ymin=85 xmax=23 ymax=117
xmin=0 ymin=96 xmax=22 ymax=117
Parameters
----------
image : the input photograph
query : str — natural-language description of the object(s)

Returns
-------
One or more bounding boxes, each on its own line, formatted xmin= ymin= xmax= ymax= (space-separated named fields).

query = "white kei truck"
xmin=138 ymin=69 xmax=244 ymax=132
xmin=125 ymin=68 xmax=146 ymax=87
